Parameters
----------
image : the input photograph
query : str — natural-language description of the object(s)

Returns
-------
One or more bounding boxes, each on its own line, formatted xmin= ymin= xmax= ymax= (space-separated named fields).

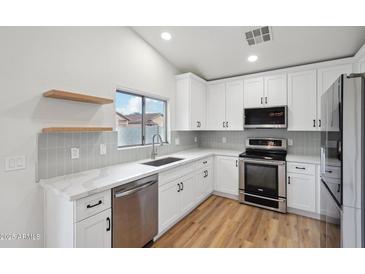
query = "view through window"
xmin=115 ymin=90 xmax=167 ymax=147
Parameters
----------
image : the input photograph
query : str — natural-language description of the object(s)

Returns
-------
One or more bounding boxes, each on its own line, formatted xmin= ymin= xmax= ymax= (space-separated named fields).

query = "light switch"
xmin=194 ymin=136 xmax=198 ymax=143
xmin=71 ymin=147 xmax=79 ymax=159
xmin=222 ymin=137 xmax=227 ymax=144
xmin=5 ymin=156 xmax=26 ymax=171
xmin=288 ymin=139 xmax=293 ymax=146
xmin=100 ymin=144 xmax=107 ymax=155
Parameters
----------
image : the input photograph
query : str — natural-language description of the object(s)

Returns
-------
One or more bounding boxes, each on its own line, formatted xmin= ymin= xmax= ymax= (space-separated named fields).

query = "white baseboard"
xmin=212 ymin=191 xmax=238 ymax=201
xmin=288 ymin=207 xmax=321 ymax=220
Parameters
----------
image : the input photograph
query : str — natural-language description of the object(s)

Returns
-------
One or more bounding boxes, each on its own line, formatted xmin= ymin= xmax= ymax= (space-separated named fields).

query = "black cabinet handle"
xmin=222 ymin=121 xmax=225 ymax=128
xmin=261 ymin=97 xmax=263 ymax=104
xmin=203 ymin=161 xmax=207 ymax=164
xmin=313 ymin=119 xmax=316 ymax=127
xmin=265 ymin=97 xmax=268 ymax=104
xmin=326 ymin=170 xmax=333 ymax=173
xmin=226 ymin=121 xmax=229 ymax=128
xmin=177 ymin=183 xmax=181 ymax=192
xmin=181 ymin=182 xmax=184 ymax=191
xmin=198 ymin=121 xmax=201 ymax=127
xmin=236 ymin=160 xmax=238 ymax=167
xmin=319 ymin=119 xmax=321 ymax=127
xmin=288 ymin=176 xmax=291 ymax=184
xmin=337 ymin=184 xmax=341 ymax=193
xmin=106 ymin=217 xmax=111 ymax=231
xmin=295 ymin=166 xmax=306 ymax=170
xmin=206 ymin=170 xmax=208 ymax=177
xmin=86 ymin=200 xmax=102 ymax=209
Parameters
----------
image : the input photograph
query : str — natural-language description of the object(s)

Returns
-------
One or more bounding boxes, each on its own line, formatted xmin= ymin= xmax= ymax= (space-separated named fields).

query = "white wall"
xmin=0 ymin=27 xmax=178 ymax=247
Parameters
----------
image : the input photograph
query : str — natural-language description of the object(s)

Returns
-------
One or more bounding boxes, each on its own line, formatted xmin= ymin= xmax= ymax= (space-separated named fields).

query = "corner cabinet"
xmin=244 ymin=74 xmax=287 ymax=108
xmin=175 ymin=73 xmax=207 ymax=130
xmin=287 ymin=69 xmax=318 ymax=131
xmin=206 ymin=80 xmax=244 ymax=130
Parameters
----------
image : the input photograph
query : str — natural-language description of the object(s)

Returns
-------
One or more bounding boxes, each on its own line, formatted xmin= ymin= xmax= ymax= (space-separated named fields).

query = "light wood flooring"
xmin=153 ymin=195 xmax=321 ymax=248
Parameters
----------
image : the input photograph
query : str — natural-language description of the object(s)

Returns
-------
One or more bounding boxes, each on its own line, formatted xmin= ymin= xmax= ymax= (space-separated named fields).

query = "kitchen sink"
xmin=142 ymin=157 xmax=184 ymax=167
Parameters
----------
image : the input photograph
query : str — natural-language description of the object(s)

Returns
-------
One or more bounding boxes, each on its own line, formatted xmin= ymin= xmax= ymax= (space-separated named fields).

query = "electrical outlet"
xmin=5 ymin=156 xmax=26 ymax=171
xmin=71 ymin=147 xmax=79 ymax=159
xmin=175 ymin=138 xmax=180 ymax=145
xmin=222 ymin=137 xmax=227 ymax=144
xmin=194 ymin=136 xmax=198 ymax=143
xmin=288 ymin=139 xmax=293 ymax=146
xmin=100 ymin=144 xmax=107 ymax=155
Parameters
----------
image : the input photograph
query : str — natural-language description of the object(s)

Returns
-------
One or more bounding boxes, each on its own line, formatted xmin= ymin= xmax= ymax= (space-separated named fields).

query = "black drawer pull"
xmin=326 ymin=170 xmax=333 ymax=173
xmin=295 ymin=167 xmax=306 ymax=170
xmin=87 ymin=200 xmax=102 ymax=208
xmin=106 ymin=217 xmax=111 ymax=231
xmin=203 ymin=161 xmax=208 ymax=164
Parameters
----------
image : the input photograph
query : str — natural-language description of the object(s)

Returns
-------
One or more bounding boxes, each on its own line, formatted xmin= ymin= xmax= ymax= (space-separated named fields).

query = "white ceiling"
xmin=131 ymin=26 xmax=365 ymax=80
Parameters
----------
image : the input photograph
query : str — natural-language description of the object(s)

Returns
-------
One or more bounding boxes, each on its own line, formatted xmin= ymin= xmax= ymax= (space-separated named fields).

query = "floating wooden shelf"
xmin=43 ymin=90 xmax=113 ymax=105
xmin=42 ymin=127 xmax=113 ymax=133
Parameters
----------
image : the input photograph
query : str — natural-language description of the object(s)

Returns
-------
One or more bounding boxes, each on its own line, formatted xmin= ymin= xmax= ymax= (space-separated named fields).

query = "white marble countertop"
xmin=286 ymin=154 xmax=320 ymax=164
xmin=39 ymin=148 xmax=241 ymax=201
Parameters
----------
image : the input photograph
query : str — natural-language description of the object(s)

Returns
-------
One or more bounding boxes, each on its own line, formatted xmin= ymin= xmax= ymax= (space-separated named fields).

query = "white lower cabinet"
xmin=196 ymin=167 xmax=213 ymax=202
xmin=75 ymin=208 xmax=111 ymax=248
xmin=287 ymin=162 xmax=316 ymax=213
xmin=159 ymin=180 xmax=181 ymax=233
xmin=180 ymin=175 xmax=197 ymax=214
xmin=214 ymin=156 xmax=239 ymax=196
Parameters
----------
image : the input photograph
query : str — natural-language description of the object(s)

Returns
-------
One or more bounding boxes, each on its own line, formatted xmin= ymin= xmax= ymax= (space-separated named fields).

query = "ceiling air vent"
xmin=245 ymin=26 xmax=272 ymax=46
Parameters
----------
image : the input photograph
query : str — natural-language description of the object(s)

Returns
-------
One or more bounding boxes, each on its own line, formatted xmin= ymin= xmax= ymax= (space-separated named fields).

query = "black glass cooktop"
xmin=239 ymin=149 xmax=287 ymax=161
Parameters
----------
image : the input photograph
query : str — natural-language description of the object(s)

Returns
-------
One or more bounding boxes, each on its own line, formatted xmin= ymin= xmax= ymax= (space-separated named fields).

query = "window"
xmin=115 ymin=90 xmax=167 ymax=147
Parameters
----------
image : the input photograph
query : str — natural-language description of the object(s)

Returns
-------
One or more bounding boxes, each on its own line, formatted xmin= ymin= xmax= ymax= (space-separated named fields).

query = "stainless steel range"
xmin=239 ymin=137 xmax=287 ymax=213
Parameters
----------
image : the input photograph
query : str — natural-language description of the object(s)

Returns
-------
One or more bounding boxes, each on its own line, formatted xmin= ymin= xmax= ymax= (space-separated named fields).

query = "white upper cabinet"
xmin=175 ymin=73 xmax=206 ymax=130
xmin=317 ymin=64 xmax=353 ymax=127
xmin=206 ymin=83 xmax=226 ymax=130
xmin=359 ymin=57 xmax=365 ymax=73
xmin=287 ymin=69 xmax=317 ymax=131
xmin=206 ymin=80 xmax=243 ymax=131
xmin=264 ymin=74 xmax=287 ymax=107
xmin=243 ymin=77 xmax=264 ymax=108
xmin=225 ymin=80 xmax=244 ymax=130
xmin=244 ymin=74 xmax=287 ymax=108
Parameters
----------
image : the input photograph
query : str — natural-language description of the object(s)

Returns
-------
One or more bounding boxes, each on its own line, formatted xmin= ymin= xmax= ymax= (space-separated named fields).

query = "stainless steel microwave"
xmin=244 ymin=106 xmax=287 ymax=129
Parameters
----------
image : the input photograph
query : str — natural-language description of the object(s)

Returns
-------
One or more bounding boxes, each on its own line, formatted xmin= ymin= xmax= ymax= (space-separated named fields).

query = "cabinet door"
xmin=243 ymin=77 xmax=264 ymax=108
xmin=180 ymin=175 xmax=197 ymax=214
xmin=75 ymin=209 xmax=111 ymax=248
xmin=317 ymin=64 xmax=352 ymax=127
xmin=287 ymin=70 xmax=317 ymax=131
xmin=287 ymin=173 xmax=316 ymax=213
xmin=264 ymin=74 xmax=287 ymax=107
xmin=159 ymin=180 xmax=181 ymax=233
xmin=206 ymin=83 xmax=226 ymax=130
xmin=359 ymin=58 xmax=365 ymax=73
xmin=214 ymin=156 xmax=239 ymax=196
xmin=196 ymin=167 xmax=214 ymax=203
xmin=190 ymin=78 xmax=206 ymax=129
xmin=225 ymin=80 xmax=244 ymax=130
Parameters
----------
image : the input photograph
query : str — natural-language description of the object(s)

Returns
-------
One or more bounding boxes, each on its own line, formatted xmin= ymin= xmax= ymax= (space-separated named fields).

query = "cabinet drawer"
xmin=196 ymin=157 xmax=213 ymax=170
xmin=75 ymin=190 xmax=111 ymax=222
xmin=159 ymin=163 xmax=195 ymax=186
xmin=324 ymin=165 xmax=341 ymax=180
xmin=287 ymin=162 xmax=315 ymax=175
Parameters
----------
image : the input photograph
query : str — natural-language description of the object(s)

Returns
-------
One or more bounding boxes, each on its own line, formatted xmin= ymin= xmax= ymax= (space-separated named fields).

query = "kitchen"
xmin=1 ymin=24 xmax=365 ymax=253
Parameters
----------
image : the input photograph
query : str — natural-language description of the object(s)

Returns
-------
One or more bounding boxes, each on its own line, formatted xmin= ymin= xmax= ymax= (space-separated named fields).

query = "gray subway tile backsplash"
xmin=37 ymin=129 xmax=319 ymax=180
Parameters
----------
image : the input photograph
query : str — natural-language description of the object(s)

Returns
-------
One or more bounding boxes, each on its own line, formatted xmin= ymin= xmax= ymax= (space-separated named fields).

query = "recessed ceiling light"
xmin=161 ymin=32 xmax=172 ymax=41
xmin=248 ymin=55 xmax=258 ymax=62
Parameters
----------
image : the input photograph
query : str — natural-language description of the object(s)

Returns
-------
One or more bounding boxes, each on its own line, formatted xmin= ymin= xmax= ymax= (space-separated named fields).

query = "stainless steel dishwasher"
xmin=112 ymin=174 xmax=158 ymax=248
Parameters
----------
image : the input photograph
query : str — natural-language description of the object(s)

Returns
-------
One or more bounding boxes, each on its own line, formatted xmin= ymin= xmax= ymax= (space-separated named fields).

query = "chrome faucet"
xmin=151 ymin=134 xmax=163 ymax=159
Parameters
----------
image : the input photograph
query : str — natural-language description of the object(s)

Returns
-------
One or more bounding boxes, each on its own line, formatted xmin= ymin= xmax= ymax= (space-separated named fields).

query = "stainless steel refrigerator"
xmin=320 ymin=73 xmax=364 ymax=248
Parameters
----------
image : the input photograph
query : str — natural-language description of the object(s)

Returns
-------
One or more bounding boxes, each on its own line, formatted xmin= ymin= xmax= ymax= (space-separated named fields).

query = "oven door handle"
xmin=242 ymin=192 xmax=285 ymax=202
xmin=240 ymin=158 xmax=285 ymax=166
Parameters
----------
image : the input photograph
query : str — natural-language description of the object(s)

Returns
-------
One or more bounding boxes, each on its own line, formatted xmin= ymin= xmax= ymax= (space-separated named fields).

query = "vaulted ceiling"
xmin=131 ymin=26 xmax=365 ymax=80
